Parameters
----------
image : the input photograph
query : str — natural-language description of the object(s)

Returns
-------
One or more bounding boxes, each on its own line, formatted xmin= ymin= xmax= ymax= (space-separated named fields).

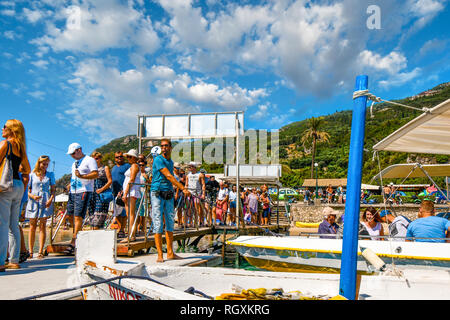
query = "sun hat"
xmin=67 ymin=142 xmax=82 ymax=155
xmin=188 ymin=161 xmax=199 ymax=167
xmin=124 ymin=149 xmax=139 ymax=158
xmin=323 ymin=206 xmax=339 ymax=217
xmin=379 ymin=210 xmax=392 ymax=218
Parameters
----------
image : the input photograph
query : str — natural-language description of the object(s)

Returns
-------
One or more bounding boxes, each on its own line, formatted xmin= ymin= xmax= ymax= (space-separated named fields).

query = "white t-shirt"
xmin=389 ymin=216 xmax=410 ymax=240
xmin=229 ymin=190 xmax=237 ymax=202
xmin=217 ymin=188 xmax=229 ymax=201
xmin=70 ymin=156 xmax=98 ymax=194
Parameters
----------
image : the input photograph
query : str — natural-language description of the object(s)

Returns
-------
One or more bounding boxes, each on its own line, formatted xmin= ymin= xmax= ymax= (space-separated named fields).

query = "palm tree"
xmin=301 ymin=117 xmax=330 ymax=178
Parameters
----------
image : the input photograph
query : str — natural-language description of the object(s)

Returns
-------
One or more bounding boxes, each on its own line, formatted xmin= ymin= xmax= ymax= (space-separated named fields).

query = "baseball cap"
xmin=379 ymin=210 xmax=392 ymax=218
xmin=67 ymin=142 xmax=82 ymax=155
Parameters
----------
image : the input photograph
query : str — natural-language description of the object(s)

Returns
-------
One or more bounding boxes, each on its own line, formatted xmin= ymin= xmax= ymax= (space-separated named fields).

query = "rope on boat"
xmin=19 ymin=274 xmax=213 ymax=300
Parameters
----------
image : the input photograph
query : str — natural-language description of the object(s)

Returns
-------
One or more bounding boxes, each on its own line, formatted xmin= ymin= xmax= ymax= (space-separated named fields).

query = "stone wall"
xmin=289 ymin=203 xmax=449 ymax=225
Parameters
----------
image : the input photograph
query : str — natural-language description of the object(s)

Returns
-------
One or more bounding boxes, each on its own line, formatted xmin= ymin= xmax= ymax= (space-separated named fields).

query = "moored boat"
xmin=228 ymin=235 xmax=450 ymax=274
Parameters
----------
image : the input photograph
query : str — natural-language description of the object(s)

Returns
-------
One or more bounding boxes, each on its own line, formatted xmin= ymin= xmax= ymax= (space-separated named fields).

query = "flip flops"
xmin=63 ymin=245 xmax=75 ymax=256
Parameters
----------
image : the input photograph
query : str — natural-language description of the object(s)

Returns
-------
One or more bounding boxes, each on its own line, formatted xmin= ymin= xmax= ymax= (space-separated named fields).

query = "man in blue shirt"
xmin=151 ymin=139 xmax=190 ymax=262
xmin=406 ymin=200 xmax=450 ymax=243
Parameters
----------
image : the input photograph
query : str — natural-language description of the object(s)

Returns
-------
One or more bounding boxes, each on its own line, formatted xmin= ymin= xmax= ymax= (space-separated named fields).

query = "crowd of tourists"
xmin=1 ymin=119 xmax=449 ymax=271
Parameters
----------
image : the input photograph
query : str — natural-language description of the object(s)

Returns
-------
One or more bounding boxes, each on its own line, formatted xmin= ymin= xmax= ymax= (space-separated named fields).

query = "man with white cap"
xmin=66 ymin=143 xmax=98 ymax=252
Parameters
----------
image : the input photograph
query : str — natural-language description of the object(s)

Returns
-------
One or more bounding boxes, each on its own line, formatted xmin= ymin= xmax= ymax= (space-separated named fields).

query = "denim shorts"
xmin=67 ymin=192 xmax=93 ymax=219
xmin=150 ymin=191 xmax=175 ymax=234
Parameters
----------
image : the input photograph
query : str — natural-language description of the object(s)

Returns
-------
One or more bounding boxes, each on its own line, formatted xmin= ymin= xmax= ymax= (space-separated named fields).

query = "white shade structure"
xmin=373 ymin=98 xmax=450 ymax=155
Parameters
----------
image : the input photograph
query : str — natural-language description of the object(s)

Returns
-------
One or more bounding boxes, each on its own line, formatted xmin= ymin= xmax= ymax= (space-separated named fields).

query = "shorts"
xmin=90 ymin=212 xmax=108 ymax=228
xmin=206 ymin=193 xmax=217 ymax=207
xmin=67 ymin=192 xmax=93 ymax=219
xmin=230 ymin=201 xmax=236 ymax=209
xmin=151 ymin=191 xmax=175 ymax=234
xmin=262 ymin=208 xmax=270 ymax=218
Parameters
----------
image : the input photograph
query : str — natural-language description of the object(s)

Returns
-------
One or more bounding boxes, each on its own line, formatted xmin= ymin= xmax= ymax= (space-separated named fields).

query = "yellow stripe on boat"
xmin=295 ymin=221 xmax=320 ymax=228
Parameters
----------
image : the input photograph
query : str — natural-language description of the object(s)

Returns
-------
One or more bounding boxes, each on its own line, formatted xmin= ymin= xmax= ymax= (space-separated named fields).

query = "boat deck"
xmin=0 ymin=252 xmax=221 ymax=300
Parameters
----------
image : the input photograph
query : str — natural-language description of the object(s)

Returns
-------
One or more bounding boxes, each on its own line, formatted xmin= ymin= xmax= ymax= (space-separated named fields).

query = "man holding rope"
xmin=151 ymin=139 xmax=190 ymax=262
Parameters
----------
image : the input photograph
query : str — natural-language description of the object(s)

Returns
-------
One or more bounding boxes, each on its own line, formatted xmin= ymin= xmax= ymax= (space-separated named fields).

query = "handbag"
xmin=0 ymin=141 xmax=13 ymax=192
xmin=98 ymin=188 xmax=114 ymax=203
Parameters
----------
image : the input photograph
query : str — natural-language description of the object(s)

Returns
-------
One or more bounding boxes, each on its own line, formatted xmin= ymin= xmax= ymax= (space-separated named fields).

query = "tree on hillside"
xmin=301 ymin=117 xmax=330 ymax=178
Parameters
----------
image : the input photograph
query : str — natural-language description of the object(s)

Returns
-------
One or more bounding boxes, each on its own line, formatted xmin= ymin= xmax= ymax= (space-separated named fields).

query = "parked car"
xmin=277 ymin=188 xmax=299 ymax=201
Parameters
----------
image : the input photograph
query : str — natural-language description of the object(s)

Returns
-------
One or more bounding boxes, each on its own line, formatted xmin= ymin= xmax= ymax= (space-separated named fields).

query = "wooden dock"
xmin=46 ymin=222 xmax=290 ymax=257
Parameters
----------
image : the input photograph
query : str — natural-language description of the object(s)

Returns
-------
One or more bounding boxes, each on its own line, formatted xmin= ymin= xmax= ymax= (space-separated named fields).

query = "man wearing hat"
xmin=318 ymin=207 xmax=340 ymax=239
xmin=66 ymin=143 xmax=98 ymax=251
xmin=379 ymin=209 xmax=411 ymax=241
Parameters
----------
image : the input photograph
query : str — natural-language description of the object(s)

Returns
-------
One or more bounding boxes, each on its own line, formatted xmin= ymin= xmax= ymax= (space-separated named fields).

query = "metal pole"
xmin=315 ymin=165 xmax=318 ymax=199
xmin=339 ymin=75 xmax=369 ymax=300
xmin=235 ymin=113 xmax=240 ymax=230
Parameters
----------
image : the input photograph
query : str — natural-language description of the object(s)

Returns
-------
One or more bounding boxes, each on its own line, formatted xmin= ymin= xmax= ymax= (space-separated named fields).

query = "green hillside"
xmin=279 ymin=82 xmax=450 ymax=187
xmin=56 ymin=82 xmax=450 ymax=190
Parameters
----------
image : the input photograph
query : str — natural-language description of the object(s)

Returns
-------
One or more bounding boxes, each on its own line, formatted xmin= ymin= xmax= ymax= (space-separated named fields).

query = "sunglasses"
xmin=160 ymin=144 xmax=170 ymax=148
xmin=115 ymin=156 xmax=124 ymax=158
xmin=95 ymin=157 xmax=102 ymax=160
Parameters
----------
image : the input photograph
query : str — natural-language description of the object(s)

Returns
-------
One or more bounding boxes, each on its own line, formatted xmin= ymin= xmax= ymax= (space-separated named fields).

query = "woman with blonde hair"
xmin=89 ymin=151 xmax=112 ymax=230
xmin=25 ymin=155 xmax=55 ymax=259
xmin=121 ymin=149 xmax=141 ymax=242
xmin=0 ymin=120 xmax=31 ymax=271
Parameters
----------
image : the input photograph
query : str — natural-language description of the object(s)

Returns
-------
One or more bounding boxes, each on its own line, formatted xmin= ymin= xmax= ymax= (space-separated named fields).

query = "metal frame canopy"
xmin=138 ymin=111 xmax=244 ymax=140
xmin=222 ymin=164 xmax=282 ymax=187
xmin=373 ymin=98 xmax=450 ymax=155
xmin=371 ymin=163 xmax=450 ymax=181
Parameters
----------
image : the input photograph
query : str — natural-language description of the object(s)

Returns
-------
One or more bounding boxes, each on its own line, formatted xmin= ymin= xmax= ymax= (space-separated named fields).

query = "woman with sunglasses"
xmin=25 ymin=155 xmax=55 ymax=259
xmin=0 ymin=120 xmax=31 ymax=271
xmin=121 ymin=149 xmax=141 ymax=242
xmin=90 ymin=152 xmax=112 ymax=230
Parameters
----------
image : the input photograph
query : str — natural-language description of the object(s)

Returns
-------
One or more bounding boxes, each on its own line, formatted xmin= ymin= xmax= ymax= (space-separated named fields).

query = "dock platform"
xmin=47 ymin=222 xmax=290 ymax=257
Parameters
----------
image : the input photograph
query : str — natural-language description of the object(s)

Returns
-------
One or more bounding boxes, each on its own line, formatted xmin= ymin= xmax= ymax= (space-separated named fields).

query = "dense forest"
xmin=56 ymin=82 xmax=450 ymax=192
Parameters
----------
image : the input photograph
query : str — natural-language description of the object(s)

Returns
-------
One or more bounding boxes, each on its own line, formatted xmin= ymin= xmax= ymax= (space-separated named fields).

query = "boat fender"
xmin=361 ymin=248 xmax=386 ymax=271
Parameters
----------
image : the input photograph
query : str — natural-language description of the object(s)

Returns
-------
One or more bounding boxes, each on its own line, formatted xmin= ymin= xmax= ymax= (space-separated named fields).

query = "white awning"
xmin=371 ymin=163 xmax=450 ymax=181
xmin=373 ymin=98 xmax=450 ymax=155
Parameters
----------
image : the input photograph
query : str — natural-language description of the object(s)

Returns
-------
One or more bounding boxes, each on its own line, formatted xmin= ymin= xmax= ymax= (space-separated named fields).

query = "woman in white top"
xmin=121 ymin=149 xmax=141 ymax=242
xmin=26 ymin=155 xmax=55 ymax=259
xmin=361 ymin=207 xmax=384 ymax=240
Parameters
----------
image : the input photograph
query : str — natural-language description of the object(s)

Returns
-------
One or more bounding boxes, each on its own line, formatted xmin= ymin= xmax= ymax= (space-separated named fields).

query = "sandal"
xmin=37 ymin=252 xmax=45 ymax=260
xmin=19 ymin=251 xmax=31 ymax=263
xmin=63 ymin=245 xmax=75 ymax=256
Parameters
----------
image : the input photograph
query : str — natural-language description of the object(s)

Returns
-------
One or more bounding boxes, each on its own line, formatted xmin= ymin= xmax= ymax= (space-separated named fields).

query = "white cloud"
xmin=60 ymin=58 xmax=267 ymax=141
xmin=28 ymin=90 xmax=46 ymax=100
xmin=31 ymin=60 xmax=49 ymax=69
xmin=357 ymin=50 xmax=408 ymax=75
xmin=379 ymin=67 xmax=422 ymax=89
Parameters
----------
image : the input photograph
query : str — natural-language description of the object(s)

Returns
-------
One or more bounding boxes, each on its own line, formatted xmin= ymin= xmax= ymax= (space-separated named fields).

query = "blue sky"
xmin=1 ymin=0 xmax=449 ymax=180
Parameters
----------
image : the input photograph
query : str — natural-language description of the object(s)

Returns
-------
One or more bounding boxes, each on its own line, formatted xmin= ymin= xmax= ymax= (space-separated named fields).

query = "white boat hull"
xmin=228 ymin=236 xmax=450 ymax=274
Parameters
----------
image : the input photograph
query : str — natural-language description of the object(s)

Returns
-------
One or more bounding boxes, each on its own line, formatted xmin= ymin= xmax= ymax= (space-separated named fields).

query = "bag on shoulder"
xmin=99 ymin=188 xmax=114 ymax=203
xmin=0 ymin=141 xmax=13 ymax=192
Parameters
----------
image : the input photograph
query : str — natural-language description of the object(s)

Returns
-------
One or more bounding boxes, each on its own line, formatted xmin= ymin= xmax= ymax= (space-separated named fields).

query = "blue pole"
xmin=339 ymin=75 xmax=369 ymax=299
